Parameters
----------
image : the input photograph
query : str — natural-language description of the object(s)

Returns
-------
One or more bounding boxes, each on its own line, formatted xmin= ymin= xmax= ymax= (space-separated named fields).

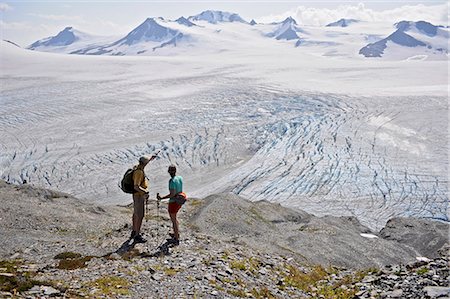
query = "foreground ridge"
xmin=0 ymin=181 xmax=448 ymax=298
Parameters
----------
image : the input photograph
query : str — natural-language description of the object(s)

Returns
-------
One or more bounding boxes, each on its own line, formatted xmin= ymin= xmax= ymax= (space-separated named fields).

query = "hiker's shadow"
xmin=143 ymin=239 xmax=176 ymax=258
xmin=111 ymin=238 xmax=176 ymax=259
xmin=115 ymin=239 xmax=137 ymax=255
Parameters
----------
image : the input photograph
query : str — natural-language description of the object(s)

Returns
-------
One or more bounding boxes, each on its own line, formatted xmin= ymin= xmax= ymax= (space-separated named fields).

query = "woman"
xmin=157 ymin=165 xmax=183 ymax=246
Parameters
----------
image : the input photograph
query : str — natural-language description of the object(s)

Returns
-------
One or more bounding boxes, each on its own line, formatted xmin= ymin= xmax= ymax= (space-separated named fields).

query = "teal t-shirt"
xmin=169 ymin=176 xmax=183 ymax=203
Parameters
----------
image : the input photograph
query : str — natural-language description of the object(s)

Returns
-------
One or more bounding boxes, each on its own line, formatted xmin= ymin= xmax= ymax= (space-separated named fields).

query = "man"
xmin=131 ymin=155 xmax=156 ymax=243
xmin=157 ymin=165 xmax=183 ymax=246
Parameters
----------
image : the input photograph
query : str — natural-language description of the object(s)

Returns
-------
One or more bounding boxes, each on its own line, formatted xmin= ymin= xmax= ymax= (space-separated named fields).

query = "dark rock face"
xmin=4 ymin=39 xmax=21 ymax=48
xmin=379 ymin=218 xmax=449 ymax=258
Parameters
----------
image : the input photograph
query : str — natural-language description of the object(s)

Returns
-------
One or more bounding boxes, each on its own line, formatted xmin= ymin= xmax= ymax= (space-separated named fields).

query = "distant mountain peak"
xmin=326 ymin=18 xmax=359 ymax=27
xmin=143 ymin=17 xmax=158 ymax=25
xmin=112 ymin=17 xmax=179 ymax=46
xmin=176 ymin=16 xmax=196 ymax=27
xmin=250 ymin=19 xmax=257 ymax=26
xmin=28 ymin=26 xmax=80 ymax=49
xmin=282 ymin=17 xmax=297 ymax=25
xmin=395 ymin=20 xmax=439 ymax=37
xmin=267 ymin=17 xmax=300 ymax=41
xmin=188 ymin=10 xmax=247 ymax=24
xmin=359 ymin=20 xmax=442 ymax=58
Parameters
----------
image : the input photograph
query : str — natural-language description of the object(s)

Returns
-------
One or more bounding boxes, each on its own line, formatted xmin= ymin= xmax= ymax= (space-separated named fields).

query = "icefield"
xmin=1 ymin=18 xmax=448 ymax=231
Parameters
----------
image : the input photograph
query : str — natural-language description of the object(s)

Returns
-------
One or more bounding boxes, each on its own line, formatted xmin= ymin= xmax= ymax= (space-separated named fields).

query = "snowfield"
xmin=0 ymin=18 xmax=448 ymax=231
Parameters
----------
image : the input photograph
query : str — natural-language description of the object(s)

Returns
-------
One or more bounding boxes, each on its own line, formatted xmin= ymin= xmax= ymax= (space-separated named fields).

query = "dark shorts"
xmin=133 ymin=193 xmax=146 ymax=219
xmin=168 ymin=202 xmax=182 ymax=214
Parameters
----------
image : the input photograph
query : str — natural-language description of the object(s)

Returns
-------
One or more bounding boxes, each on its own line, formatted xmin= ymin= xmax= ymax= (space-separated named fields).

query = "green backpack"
xmin=120 ymin=168 xmax=135 ymax=193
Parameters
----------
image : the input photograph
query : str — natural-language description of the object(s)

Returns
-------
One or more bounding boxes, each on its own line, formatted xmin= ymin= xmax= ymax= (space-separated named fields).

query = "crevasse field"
xmin=0 ymin=19 xmax=448 ymax=231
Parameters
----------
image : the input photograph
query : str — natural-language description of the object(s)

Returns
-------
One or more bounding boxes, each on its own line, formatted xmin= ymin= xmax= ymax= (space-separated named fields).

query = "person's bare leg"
xmin=135 ymin=214 xmax=143 ymax=234
xmin=132 ymin=213 xmax=137 ymax=232
xmin=169 ymin=213 xmax=179 ymax=240
xmin=133 ymin=196 xmax=144 ymax=235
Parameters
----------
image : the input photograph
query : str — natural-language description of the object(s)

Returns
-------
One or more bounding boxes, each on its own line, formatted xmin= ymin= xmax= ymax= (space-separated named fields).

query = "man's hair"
xmin=168 ymin=165 xmax=177 ymax=173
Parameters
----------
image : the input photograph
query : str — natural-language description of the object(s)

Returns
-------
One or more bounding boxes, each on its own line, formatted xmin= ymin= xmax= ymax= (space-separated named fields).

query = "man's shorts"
xmin=133 ymin=193 xmax=146 ymax=219
xmin=168 ymin=202 xmax=182 ymax=214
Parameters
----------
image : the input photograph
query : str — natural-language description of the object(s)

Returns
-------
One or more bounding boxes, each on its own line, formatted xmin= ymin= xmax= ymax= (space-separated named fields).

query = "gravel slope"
xmin=0 ymin=181 xmax=448 ymax=298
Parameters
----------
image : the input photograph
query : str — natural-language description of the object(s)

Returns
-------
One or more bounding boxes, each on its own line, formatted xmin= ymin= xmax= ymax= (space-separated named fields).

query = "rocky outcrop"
xmin=379 ymin=217 xmax=449 ymax=258
xmin=355 ymin=255 xmax=449 ymax=298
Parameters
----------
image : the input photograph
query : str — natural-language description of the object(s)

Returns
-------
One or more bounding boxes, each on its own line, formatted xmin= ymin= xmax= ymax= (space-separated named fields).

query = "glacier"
xmin=0 ymin=18 xmax=448 ymax=231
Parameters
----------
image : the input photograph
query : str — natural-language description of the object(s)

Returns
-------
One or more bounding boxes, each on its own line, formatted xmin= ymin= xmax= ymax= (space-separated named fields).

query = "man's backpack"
xmin=173 ymin=192 xmax=188 ymax=205
xmin=120 ymin=168 xmax=135 ymax=193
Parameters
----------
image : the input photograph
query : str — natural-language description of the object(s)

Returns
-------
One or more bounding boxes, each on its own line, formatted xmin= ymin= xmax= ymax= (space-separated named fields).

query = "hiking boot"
xmin=134 ymin=234 xmax=147 ymax=243
xmin=130 ymin=230 xmax=137 ymax=239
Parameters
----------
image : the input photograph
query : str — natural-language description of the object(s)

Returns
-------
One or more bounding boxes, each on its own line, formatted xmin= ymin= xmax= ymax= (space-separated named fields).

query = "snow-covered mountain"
xmin=359 ymin=21 xmax=448 ymax=59
xmin=326 ymin=19 xmax=359 ymax=27
xmin=29 ymin=26 xmax=80 ymax=49
xmin=267 ymin=17 xmax=301 ymax=41
xmin=114 ymin=18 xmax=178 ymax=45
xmin=71 ymin=18 xmax=190 ymax=55
xmin=27 ymin=27 xmax=118 ymax=54
xmin=24 ymin=13 xmax=448 ymax=60
xmin=175 ymin=16 xmax=196 ymax=27
xmin=188 ymin=10 xmax=247 ymax=24
xmin=28 ymin=27 xmax=96 ymax=52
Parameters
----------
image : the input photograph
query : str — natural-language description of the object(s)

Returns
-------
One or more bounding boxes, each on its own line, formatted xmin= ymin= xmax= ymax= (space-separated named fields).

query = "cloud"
xmin=25 ymin=13 xmax=124 ymax=35
xmin=257 ymin=3 xmax=448 ymax=26
xmin=0 ymin=20 xmax=53 ymax=47
xmin=28 ymin=13 xmax=86 ymax=23
xmin=0 ymin=2 xmax=12 ymax=12
xmin=0 ymin=20 xmax=32 ymax=30
xmin=2 ymin=13 xmax=125 ymax=47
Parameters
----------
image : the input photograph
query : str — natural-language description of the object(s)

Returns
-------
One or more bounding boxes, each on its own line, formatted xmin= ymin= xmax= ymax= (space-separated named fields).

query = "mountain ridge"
xmin=188 ymin=10 xmax=247 ymax=24
xmin=22 ymin=14 xmax=449 ymax=60
xmin=359 ymin=20 xmax=447 ymax=58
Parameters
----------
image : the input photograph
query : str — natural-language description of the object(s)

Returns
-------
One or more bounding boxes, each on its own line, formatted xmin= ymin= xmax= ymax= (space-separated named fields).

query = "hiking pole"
xmin=145 ymin=196 xmax=149 ymax=222
xmin=156 ymin=196 xmax=160 ymax=241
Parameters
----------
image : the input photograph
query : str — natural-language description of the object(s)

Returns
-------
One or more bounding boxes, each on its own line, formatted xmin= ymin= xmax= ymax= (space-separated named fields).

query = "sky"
xmin=0 ymin=1 xmax=448 ymax=46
